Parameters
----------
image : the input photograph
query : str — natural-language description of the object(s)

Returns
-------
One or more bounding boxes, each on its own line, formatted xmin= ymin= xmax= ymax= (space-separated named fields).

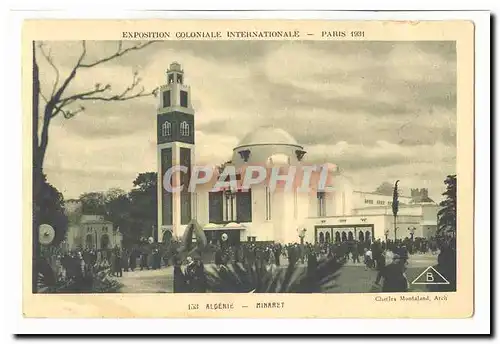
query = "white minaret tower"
xmin=157 ymin=62 xmax=195 ymax=242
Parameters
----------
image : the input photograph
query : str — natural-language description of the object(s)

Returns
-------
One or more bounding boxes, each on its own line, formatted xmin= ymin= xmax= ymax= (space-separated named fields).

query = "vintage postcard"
xmin=23 ymin=19 xmax=474 ymax=318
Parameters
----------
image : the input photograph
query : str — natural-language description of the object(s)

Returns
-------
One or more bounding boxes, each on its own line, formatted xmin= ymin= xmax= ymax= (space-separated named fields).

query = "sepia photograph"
xmin=32 ymin=39 xmax=458 ymax=296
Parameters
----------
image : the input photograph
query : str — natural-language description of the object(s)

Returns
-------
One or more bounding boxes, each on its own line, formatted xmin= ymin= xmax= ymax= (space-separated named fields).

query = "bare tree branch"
xmin=39 ymin=91 xmax=49 ymax=104
xmin=57 ymin=83 xmax=110 ymax=104
xmin=49 ymin=41 xmax=87 ymax=108
xmin=36 ymin=39 xmax=159 ymax=170
xmin=79 ymin=41 xmax=158 ymax=68
xmin=37 ymin=42 xmax=60 ymax=97
xmin=51 ymin=97 xmax=78 ymax=119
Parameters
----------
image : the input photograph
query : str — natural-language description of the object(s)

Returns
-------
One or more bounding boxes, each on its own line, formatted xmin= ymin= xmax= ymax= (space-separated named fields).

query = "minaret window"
xmin=265 ymin=187 xmax=272 ymax=220
xmin=236 ymin=190 xmax=252 ymax=222
xmin=168 ymin=74 xmax=174 ymax=84
xmin=162 ymin=90 xmax=171 ymax=108
xmin=209 ymin=191 xmax=223 ymax=223
xmin=161 ymin=121 xmax=171 ymax=136
xmin=177 ymin=75 xmax=183 ymax=84
xmin=180 ymin=90 xmax=188 ymax=107
xmin=317 ymin=191 xmax=326 ymax=217
xmin=180 ymin=121 xmax=190 ymax=136
xmin=223 ymin=190 xmax=237 ymax=222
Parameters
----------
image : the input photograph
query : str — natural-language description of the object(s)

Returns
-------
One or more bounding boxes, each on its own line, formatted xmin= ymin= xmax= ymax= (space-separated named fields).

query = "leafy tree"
xmin=37 ymin=174 xmax=68 ymax=246
xmin=132 ymin=172 xmax=157 ymax=193
xmin=79 ymin=192 xmax=107 ymax=215
xmin=129 ymin=172 xmax=158 ymax=242
xmin=428 ymin=174 xmax=457 ymax=292
xmin=104 ymin=189 xmax=133 ymax=244
xmin=437 ymin=174 xmax=457 ymax=243
xmin=32 ymin=41 xmax=158 ymax=292
xmin=105 ymin=188 xmax=128 ymax=203
xmin=374 ymin=181 xmax=395 ymax=195
xmin=34 ymin=175 xmax=68 ymax=290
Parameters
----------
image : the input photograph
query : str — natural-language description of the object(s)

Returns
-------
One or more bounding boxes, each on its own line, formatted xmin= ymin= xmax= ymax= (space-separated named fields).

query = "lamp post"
xmin=298 ymin=228 xmax=307 ymax=264
xmin=408 ymin=226 xmax=416 ymax=241
xmin=298 ymin=228 xmax=307 ymax=245
xmin=408 ymin=226 xmax=416 ymax=254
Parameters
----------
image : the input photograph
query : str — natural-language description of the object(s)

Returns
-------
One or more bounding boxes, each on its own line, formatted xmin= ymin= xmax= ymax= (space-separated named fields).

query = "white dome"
xmin=235 ymin=126 xmax=300 ymax=148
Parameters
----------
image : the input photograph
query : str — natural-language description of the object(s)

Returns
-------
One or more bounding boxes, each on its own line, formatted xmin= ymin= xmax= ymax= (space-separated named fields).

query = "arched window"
xmin=365 ymin=231 xmax=371 ymax=243
xmin=325 ymin=231 xmax=331 ymax=243
xmin=358 ymin=231 xmax=365 ymax=242
xmin=341 ymin=231 xmax=347 ymax=242
xmin=335 ymin=232 xmax=341 ymax=242
xmin=348 ymin=231 xmax=354 ymax=241
xmin=161 ymin=121 xmax=171 ymax=136
xmin=85 ymin=234 xmax=93 ymax=249
xmin=319 ymin=232 xmax=325 ymax=244
xmin=180 ymin=121 xmax=189 ymax=136
xmin=101 ymin=234 xmax=110 ymax=249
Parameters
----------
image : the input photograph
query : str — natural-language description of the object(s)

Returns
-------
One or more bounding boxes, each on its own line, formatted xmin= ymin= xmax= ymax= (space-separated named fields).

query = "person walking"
xmin=129 ymin=249 xmax=137 ymax=271
xmin=374 ymin=254 xmax=409 ymax=292
xmin=267 ymin=249 xmax=277 ymax=274
xmin=184 ymin=256 xmax=196 ymax=292
xmin=173 ymin=256 xmax=186 ymax=293
xmin=140 ymin=250 xmax=149 ymax=271
xmin=352 ymin=242 xmax=360 ymax=264
xmin=274 ymin=244 xmax=281 ymax=266
xmin=122 ymin=248 xmax=129 ymax=272
xmin=364 ymin=248 xmax=373 ymax=270
xmin=192 ymin=257 xmax=207 ymax=293
xmin=115 ymin=248 xmax=122 ymax=277
xmin=214 ymin=248 xmax=224 ymax=268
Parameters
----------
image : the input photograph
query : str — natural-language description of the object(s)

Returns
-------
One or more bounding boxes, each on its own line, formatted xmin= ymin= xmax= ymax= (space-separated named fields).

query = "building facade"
xmin=156 ymin=63 xmax=439 ymax=245
xmin=64 ymin=200 xmax=122 ymax=251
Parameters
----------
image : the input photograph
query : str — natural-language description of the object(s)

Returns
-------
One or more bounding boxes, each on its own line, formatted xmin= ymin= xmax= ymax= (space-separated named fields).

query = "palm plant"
xmin=204 ymin=258 xmax=343 ymax=293
xmin=37 ymin=247 xmax=123 ymax=293
xmin=174 ymin=220 xmax=344 ymax=293
xmin=38 ymin=264 xmax=123 ymax=293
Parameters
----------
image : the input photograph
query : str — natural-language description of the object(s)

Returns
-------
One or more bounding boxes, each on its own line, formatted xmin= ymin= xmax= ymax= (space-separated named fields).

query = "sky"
xmin=37 ymin=40 xmax=457 ymax=201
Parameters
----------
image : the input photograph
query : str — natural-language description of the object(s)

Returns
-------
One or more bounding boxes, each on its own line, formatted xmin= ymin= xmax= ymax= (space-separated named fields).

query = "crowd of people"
xmin=45 ymin=234 xmax=443 ymax=294
xmin=48 ymin=244 xmax=170 ymax=282
xmin=171 ymin=236 xmax=443 ymax=293
xmin=198 ymin=236 xmax=439 ymax=268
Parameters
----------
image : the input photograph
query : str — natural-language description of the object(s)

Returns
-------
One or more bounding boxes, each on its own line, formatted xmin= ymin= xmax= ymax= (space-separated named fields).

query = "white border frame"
xmin=2 ymin=6 xmax=490 ymax=336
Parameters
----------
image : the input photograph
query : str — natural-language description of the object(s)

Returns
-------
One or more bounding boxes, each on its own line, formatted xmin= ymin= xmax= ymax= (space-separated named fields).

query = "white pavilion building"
xmin=156 ymin=63 xmax=438 ymax=245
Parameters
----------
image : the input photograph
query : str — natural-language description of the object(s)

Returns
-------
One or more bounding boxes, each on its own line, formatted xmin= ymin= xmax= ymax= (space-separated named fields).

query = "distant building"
xmin=156 ymin=62 xmax=439 ymax=245
xmin=63 ymin=200 xmax=122 ymax=251
xmin=410 ymin=188 xmax=435 ymax=204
